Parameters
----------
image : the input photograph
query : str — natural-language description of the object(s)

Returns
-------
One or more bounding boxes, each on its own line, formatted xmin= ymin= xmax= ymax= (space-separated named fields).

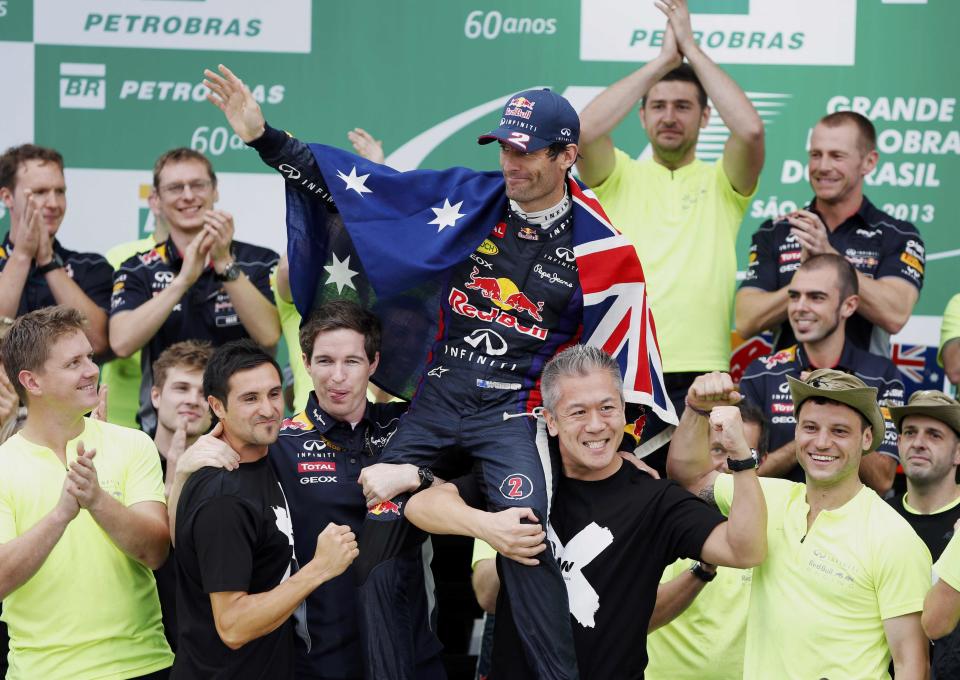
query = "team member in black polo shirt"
xmin=0 ymin=144 xmax=112 ymax=355
xmin=173 ymin=340 xmax=358 ymax=679
xmin=271 ymin=300 xmax=449 ymax=679
xmin=740 ymin=254 xmax=903 ymax=493
xmin=888 ymin=391 xmax=960 ymax=679
xmin=110 ymin=148 xmax=280 ymax=433
xmin=736 ymin=111 xmax=924 ymax=356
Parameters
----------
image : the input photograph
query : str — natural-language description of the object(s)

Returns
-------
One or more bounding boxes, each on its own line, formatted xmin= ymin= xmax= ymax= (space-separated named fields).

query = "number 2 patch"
xmin=499 ymin=473 xmax=533 ymax=500
xmin=508 ymin=131 xmax=530 ymax=150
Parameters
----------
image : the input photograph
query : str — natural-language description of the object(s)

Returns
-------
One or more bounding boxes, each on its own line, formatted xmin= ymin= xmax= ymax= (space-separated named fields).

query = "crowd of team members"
xmin=1 ymin=1 xmax=960 ymax=678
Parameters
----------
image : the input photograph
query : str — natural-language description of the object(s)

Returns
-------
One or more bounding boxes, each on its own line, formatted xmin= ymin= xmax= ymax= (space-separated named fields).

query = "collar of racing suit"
xmin=508 ymin=188 xmax=571 ymax=229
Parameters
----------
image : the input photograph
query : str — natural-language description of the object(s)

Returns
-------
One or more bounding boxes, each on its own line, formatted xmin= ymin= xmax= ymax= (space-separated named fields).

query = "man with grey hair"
xmin=405 ymin=345 xmax=767 ymax=678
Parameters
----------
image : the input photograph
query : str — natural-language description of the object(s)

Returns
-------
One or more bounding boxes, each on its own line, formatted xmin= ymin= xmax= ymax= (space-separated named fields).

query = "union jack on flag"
xmin=285 ymin=144 xmax=677 ymax=424
xmin=891 ymin=343 xmax=941 ymax=393
xmin=569 ymin=183 xmax=674 ymax=423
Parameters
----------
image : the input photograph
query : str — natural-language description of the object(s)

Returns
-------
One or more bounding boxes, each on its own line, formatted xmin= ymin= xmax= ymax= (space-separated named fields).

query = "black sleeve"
xmin=656 ymin=481 xmax=726 ymax=563
xmin=247 ymin=123 xmax=337 ymax=211
xmin=76 ymin=255 xmax=114 ymax=312
xmin=450 ymin=473 xmax=485 ymax=510
xmin=110 ymin=258 xmax=151 ymax=316
xmin=738 ymin=222 xmax=778 ymax=291
xmin=192 ymin=495 xmax=259 ymax=594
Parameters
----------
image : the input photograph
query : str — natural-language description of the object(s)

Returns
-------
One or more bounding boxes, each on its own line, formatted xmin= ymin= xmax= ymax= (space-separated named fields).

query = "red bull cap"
xmin=478 ymin=88 xmax=579 ymax=153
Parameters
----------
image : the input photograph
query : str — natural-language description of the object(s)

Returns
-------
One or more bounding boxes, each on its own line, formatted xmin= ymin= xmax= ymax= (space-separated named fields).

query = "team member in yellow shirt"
xmin=576 ymin=0 xmax=764 ymax=465
xmin=0 ymin=306 xmax=172 ymax=680
xmin=925 ymin=530 xmax=960 ymax=640
xmin=669 ymin=369 xmax=931 ymax=680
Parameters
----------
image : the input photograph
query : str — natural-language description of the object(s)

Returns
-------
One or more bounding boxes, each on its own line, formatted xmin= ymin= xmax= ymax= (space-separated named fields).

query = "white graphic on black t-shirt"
xmin=548 ymin=521 xmax=614 ymax=628
xmin=273 ymin=505 xmax=294 ymax=545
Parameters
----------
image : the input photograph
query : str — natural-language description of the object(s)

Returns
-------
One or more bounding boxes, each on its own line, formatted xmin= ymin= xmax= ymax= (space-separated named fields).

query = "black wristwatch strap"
xmin=416 ymin=467 xmax=434 ymax=493
xmin=727 ymin=448 xmax=760 ymax=472
xmin=690 ymin=561 xmax=717 ymax=583
xmin=35 ymin=253 xmax=64 ymax=276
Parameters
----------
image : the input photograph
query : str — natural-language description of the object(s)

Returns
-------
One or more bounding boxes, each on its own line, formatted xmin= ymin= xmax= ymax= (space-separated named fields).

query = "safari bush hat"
xmin=889 ymin=390 xmax=960 ymax=436
xmin=787 ymin=368 xmax=885 ymax=453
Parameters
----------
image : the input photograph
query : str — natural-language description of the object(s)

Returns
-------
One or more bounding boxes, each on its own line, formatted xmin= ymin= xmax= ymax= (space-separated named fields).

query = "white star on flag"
xmin=323 ymin=252 xmax=359 ymax=293
xmin=336 ymin=166 xmax=372 ymax=196
xmin=428 ymin=198 xmax=466 ymax=232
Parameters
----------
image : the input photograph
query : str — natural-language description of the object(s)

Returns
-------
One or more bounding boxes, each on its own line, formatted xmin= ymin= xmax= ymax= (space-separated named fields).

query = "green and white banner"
xmin=1 ymin=0 xmax=956 ymax=384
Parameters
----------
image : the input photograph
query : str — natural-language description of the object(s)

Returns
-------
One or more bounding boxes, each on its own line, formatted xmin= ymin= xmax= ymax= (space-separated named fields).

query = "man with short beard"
xmin=889 ymin=391 xmax=960 ymax=678
xmin=171 ymin=340 xmax=357 ymax=679
xmin=739 ymin=254 xmax=902 ymax=494
xmin=577 ymin=0 xmax=764 ymax=466
xmin=669 ymin=369 xmax=930 ymax=680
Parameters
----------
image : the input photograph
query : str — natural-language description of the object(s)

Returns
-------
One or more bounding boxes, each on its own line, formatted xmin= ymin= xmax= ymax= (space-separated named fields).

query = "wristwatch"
xmin=35 ymin=253 xmax=64 ymax=276
xmin=416 ymin=467 xmax=435 ymax=493
xmin=215 ymin=260 xmax=241 ymax=282
xmin=727 ymin=448 xmax=760 ymax=472
xmin=690 ymin=561 xmax=717 ymax=583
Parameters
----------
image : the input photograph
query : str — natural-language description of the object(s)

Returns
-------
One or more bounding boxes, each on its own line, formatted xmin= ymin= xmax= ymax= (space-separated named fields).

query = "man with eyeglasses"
xmin=110 ymin=148 xmax=281 ymax=434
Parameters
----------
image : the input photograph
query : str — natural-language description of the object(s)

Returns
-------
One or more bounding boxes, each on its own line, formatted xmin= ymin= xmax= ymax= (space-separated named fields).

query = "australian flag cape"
xmin=285 ymin=144 xmax=677 ymax=424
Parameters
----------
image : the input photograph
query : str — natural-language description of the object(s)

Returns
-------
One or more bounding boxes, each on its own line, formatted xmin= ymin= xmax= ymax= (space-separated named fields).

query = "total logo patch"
xmin=297 ymin=461 xmax=336 ymax=473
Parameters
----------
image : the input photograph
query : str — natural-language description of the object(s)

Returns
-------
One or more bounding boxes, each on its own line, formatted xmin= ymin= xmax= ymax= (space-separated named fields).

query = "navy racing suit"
xmin=270 ymin=394 xmax=446 ymax=680
xmin=251 ymin=124 xmax=582 ymax=680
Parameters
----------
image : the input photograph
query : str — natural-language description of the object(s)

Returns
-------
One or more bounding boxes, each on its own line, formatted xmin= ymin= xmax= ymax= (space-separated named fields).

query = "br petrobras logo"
xmin=34 ymin=0 xmax=311 ymax=54
xmin=579 ymin=0 xmax=857 ymax=66
xmin=59 ymin=63 xmax=106 ymax=109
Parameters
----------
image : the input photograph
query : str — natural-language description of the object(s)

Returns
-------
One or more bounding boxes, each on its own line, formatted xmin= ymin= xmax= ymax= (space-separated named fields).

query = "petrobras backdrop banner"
xmin=0 ymin=0 xmax=956 ymax=389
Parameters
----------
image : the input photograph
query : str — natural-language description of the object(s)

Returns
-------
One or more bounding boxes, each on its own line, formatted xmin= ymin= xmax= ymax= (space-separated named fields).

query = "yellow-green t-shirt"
xmin=935 ymin=531 xmax=960 ymax=592
xmin=101 ymin=236 xmax=158 ymax=429
xmin=0 ymin=418 xmax=173 ymax=679
xmin=645 ymin=559 xmax=752 ymax=680
xmin=714 ymin=475 xmax=931 ymax=680
xmin=591 ymin=150 xmax=753 ymax=372
xmin=939 ymin=293 xmax=960 ymax=367
xmin=272 ymin=274 xmax=312 ymax=414
xmin=472 ymin=538 xmax=497 ymax=570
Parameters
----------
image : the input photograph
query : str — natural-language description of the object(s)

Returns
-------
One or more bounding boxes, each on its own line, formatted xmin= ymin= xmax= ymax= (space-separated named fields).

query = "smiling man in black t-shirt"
xmin=405 ymin=345 xmax=768 ymax=678
xmin=170 ymin=340 xmax=358 ymax=679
